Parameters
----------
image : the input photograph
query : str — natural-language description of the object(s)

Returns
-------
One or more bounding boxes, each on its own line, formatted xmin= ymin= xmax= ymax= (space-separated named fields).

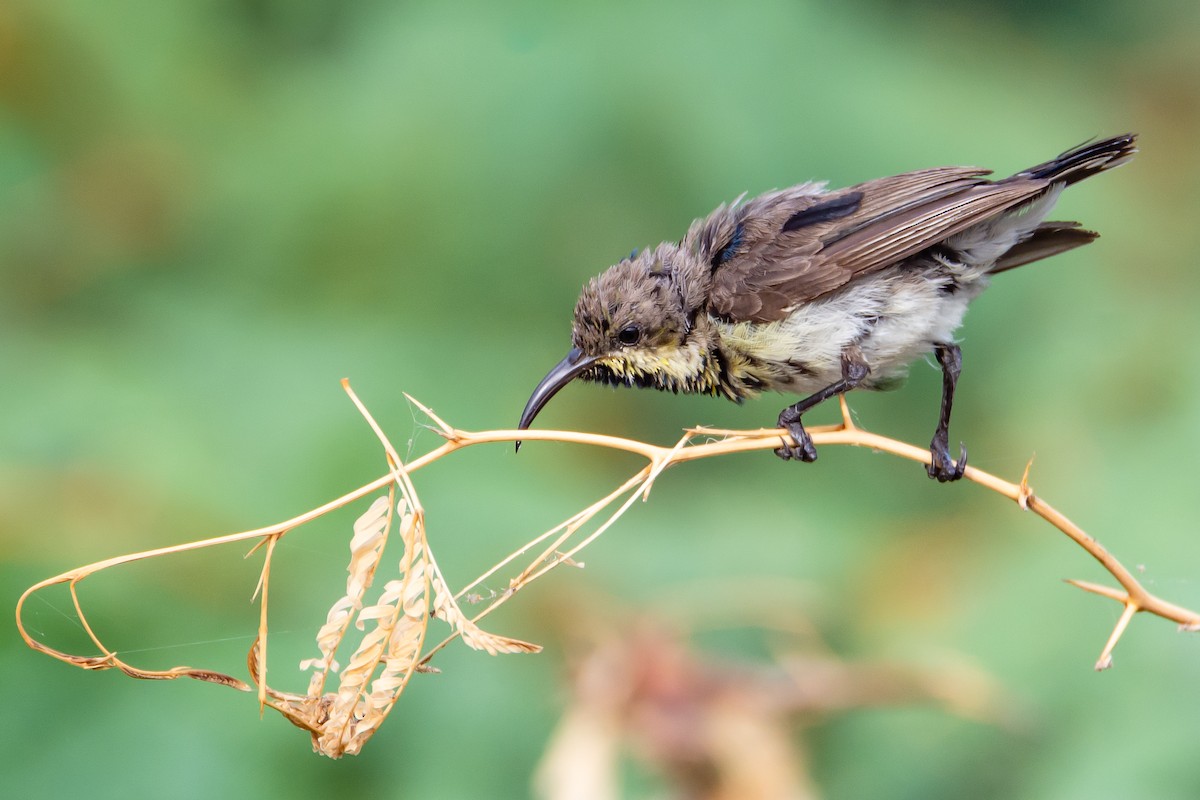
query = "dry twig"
xmin=16 ymin=386 xmax=1200 ymax=757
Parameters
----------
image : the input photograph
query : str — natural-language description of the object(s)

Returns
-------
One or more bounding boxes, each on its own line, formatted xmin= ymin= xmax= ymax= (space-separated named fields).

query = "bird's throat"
xmin=585 ymin=338 xmax=735 ymax=399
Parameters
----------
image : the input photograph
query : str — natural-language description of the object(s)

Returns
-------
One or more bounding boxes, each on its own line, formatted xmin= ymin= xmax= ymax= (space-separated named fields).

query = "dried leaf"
xmin=316 ymin=500 xmax=431 ymax=757
xmin=430 ymin=571 xmax=542 ymax=655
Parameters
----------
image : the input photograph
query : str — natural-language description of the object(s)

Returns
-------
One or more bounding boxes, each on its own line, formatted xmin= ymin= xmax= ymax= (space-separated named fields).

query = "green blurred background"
xmin=4 ymin=0 xmax=1200 ymax=797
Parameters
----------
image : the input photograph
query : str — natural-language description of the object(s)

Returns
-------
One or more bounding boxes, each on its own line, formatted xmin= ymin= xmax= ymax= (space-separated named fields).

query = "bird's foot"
xmin=928 ymin=434 xmax=967 ymax=482
xmin=775 ymin=421 xmax=818 ymax=463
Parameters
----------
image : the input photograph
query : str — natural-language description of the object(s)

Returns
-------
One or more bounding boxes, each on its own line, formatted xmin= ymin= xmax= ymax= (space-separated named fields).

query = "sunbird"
xmin=518 ymin=134 xmax=1136 ymax=481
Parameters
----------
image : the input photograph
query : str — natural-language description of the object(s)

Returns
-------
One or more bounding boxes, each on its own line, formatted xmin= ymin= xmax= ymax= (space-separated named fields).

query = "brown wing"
xmin=703 ymin=166 xmax=1050 ymax=323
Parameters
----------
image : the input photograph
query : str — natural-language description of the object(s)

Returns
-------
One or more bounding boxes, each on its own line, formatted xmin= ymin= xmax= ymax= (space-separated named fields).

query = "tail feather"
xmin=989 ymin=221 xmax=1099 ymax=274
xmin=984 ymin=134 xmax=1135 ymax=274
xmin=1013 ymin=133 xmax=1138 ymax=186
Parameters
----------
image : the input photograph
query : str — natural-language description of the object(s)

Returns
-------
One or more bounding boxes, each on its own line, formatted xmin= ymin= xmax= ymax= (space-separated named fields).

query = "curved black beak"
xmin=516 ymin=347 xmax=599 ymax=451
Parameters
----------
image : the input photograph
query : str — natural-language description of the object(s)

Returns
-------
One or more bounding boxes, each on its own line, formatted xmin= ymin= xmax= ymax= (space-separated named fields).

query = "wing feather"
xmin=705 ymin=166 xmax=1052 ymax=323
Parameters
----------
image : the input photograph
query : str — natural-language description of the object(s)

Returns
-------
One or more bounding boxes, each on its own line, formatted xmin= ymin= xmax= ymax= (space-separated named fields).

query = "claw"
xmin=928 ymin=439 xmax=967 ymax=482
xmin=773 ymin=355 xmax=867 ymax=467
xmin=775 ymin=422 xmax=818 ymax=463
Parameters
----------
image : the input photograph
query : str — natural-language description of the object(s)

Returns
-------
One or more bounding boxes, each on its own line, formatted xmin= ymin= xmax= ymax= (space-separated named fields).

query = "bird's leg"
xmin=928 ymin=342 xmax=968 ymax=482
xmin=775 ymin=352 xmax=869 ymax=462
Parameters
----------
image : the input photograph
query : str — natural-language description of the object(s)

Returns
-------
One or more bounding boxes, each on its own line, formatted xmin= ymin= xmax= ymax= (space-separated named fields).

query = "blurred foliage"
xmin=4 ymin=0 xmax=1200 ymax=797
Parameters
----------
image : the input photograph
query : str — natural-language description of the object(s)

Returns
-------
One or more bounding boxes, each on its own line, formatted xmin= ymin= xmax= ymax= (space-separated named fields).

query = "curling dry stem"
xmin=15 ymin=388 xmax=1199 ymax=758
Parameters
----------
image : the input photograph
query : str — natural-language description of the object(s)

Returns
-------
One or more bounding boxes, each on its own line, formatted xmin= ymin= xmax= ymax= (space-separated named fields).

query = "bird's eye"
xmin=617 ymin=325 xmax=641 ymax=346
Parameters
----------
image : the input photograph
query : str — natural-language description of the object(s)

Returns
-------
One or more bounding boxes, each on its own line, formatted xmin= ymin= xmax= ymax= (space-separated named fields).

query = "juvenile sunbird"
xmin=518 ymin=135 xmax=1137 ymax=481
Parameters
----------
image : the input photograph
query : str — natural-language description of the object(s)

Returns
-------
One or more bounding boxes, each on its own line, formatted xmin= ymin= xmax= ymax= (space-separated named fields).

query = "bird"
xmin=517 ymin=134 xmax=1137 ymax=481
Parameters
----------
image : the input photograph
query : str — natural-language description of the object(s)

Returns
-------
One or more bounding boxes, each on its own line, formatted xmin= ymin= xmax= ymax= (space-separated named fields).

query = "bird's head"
xmin=518 ymin=244 xmax=713 ymax=435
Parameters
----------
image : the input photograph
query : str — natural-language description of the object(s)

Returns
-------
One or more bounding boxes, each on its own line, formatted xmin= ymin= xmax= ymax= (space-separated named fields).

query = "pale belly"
xmin=713 ymin=269 xmax=987 ymax=396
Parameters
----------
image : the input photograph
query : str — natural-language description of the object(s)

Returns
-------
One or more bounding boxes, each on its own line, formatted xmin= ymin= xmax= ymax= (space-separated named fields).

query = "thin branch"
xmin=15 ymin=390 xmax=1200 ymax=758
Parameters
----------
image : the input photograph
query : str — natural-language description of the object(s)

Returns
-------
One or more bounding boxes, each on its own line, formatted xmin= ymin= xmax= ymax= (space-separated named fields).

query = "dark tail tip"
xmin=1017 ymin=133 xmax=1138 ymax=186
